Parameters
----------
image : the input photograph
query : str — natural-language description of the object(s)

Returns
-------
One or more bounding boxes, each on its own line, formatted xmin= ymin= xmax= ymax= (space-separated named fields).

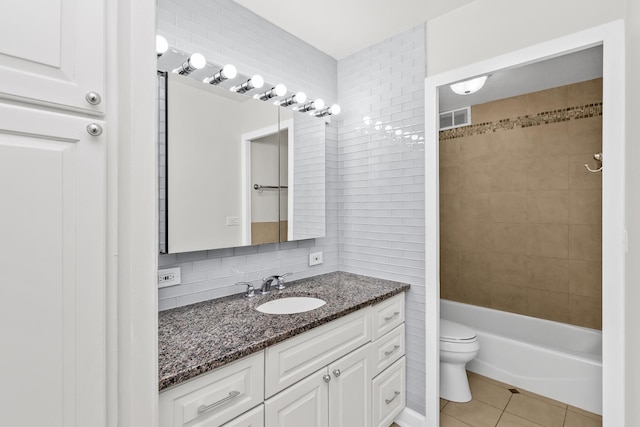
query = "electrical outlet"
xmin=309 ymin=252 xmax=323 ymax=266
xmin=158 ymin=267 xmax=181 ymax=288
xmin=226 ymin=216 xmax=240 ymax=226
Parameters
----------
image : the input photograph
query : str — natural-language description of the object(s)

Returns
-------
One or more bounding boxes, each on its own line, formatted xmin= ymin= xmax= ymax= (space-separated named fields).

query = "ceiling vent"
xmin=439 ymin=107 xmax=471 ymax=130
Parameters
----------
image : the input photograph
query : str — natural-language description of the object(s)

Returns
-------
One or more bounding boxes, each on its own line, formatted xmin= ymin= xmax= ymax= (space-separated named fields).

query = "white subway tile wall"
xmin=337 ymin=25 xmax=427 ymax=414
xmin=157 ymin=0 xmax=339 ymax=310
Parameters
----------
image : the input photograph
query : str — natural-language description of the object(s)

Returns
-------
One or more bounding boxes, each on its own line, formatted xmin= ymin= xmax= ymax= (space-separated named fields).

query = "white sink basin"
xmin=256 ymin=297 xmax=326 ymax=315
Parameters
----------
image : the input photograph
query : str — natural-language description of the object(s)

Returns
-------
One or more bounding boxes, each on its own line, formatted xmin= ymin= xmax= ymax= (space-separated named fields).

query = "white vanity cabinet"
xmin=159 ymin=292 xmax=407 ymax=427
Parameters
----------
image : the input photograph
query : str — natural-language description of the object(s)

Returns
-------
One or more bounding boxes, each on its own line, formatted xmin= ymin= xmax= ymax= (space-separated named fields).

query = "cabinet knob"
xmin=322 ymin=374 xmax=331 ymax=383
xmin=85 ymin=92 xmax=102 ymax=105
xmin=332 ymin=369 xmax=341 ymax=377
xmin=86 ymin=123 xmax=103 ymax=136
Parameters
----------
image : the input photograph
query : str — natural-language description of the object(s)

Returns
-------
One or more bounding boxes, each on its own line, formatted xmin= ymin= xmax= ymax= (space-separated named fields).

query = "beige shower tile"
xmin=490 ymin=192 xmax=527 ymax=223
xmin=505 ymin=392 xmax=567 ymax=427
xmin=527 ymin=156 xmax=569 ymax=191
xmin=460 ymin=133 xmax=493 ymax=164
xmin=491 ymin=128 xmax=531 ymax=160
xmin=567 ymin=78 xmax=603 ymax=107
xmin=569 ymin=189 xmax=602 ymax=224
xmin=459 ymin=251 xmax=491 ymax=286
xmin=440 ymin=166 xmax=460 ymax=194
xmin=567 ymin=405 xmax=602 ymax=421
xmin=440 ymin=248 xmax=460 ymax=298
xmin=564 ymin=409 xmax=602 ymax=427
xmin=490 ymin=159 xmax=529 ymax=192
xmin=490 ymin=283 xmax=528 ymax=315
xmin=491 ymin=223 xmax=529 ymax=254
xmin=459 ymin=192 xmax=491 ymax=222
xmin=527 ymin=190 xmax=568 ymax=224
xmin=526 ymin=289 xmax=570 ymax=323
xmin=443 ymin=399 xmax=503 ymax=427
xmin=527 ymin=256 xmax=569 ymax=293
xmin=440 ymin=413 xmax=473 ymax=426
xmin=527 ymin=224 xmax=569 ymax=258
xmin=468 ymin=374 xmax=513 ymax=410
xmin=490 ymin=252 xmax=528 ymax=286
xmin=526 ymin=85 xmax=568 ymax=115
xmin=440 ymin=139 xmax=461 ymax=167
xmin=459 ymin=221 xmax=492 ymax=253
xmin=440 ymin=193 xmax=460 ymax=222
xmin=570 ymin=294 xmax=602 ymax=329
xmin=569 ymin=153 xmax=602 ymax=189
xmin=459 ymin=163 xmax=492 ymax=193
xmin=496 ymin=412 xmax=545 ymax=427
xmin=568 ymin=116 xmax=602 ymax=155
xmin=528 ymin=121 xmax=570 ymax=158
xmin=440 ymin=220 xmax=461 ymax=251
xmin=569 ymin=259 xmax=601 ymax=297
xmin=472 ymin=96 xmax=528 ymax=123
xmin=569 ymin=224 xmax=602 ymax=261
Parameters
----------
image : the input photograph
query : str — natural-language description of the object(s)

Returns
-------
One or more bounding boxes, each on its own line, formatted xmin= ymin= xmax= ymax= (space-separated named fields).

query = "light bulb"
xmin=189 ymin=53 xmax=206 ymax=70
xmin=329 ymin=104 xmax=341 ymax=115
xmin=156 ymin=35 xmax=168 ymax=57
xmin=295 ymin=92 xmax=307 ymax=103
xmin=251 ymin=75 xmax=264 ymax=89
xmin=231 ymin=75 xmax=264 ymax=93
xmin=222 ymin=64 xmax=237 ymax=79
xmin=274 ymin=84 xmax=287 ymax=97
xmin=313 ymin=99 xmax=325 ymax=110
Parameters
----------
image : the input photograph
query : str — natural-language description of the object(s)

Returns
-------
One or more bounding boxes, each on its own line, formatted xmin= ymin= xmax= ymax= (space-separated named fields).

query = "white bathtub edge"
xmin=394 ymin=407 xmax=426 ymax=427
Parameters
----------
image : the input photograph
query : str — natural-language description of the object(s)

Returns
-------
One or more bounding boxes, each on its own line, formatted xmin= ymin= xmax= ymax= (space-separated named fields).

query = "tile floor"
xmin=439 ymin=372 xmax=602 ymax=427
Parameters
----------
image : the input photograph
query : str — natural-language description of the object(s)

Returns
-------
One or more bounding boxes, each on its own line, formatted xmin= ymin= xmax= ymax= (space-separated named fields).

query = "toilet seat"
xmin=440 ymin=319 xmax=477 ymax=343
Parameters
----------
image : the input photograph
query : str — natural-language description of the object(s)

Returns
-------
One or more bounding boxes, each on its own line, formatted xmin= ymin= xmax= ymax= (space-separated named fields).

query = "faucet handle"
xmin=274 ymin=272 xmax=293 ymax=290
xmin=236 ymin=281 xmax=255 ymax=299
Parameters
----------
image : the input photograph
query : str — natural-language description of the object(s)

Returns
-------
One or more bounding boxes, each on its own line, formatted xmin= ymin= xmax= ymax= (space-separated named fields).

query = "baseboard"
xmin=394 ymin=407 xmax=426 ymax=427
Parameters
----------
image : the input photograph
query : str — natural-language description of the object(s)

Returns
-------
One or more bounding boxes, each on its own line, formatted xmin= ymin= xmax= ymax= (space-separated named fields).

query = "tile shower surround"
xmin=157 ymin=0 xmax=427 ymax=415
xmin=439 ymin=78 xmax=603 ymax=329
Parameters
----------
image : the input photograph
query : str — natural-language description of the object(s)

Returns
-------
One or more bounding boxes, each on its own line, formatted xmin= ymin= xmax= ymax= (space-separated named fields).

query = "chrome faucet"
xmin=260 ymin=272 xmax=292 ymax=295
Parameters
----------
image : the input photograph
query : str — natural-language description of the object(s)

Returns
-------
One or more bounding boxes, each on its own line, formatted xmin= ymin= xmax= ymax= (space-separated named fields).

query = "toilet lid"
xmin=440 ymin=319 xmax=477 ymax=341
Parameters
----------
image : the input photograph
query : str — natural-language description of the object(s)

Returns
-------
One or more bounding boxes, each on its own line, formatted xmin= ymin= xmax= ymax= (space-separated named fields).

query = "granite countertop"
xmin=158 ymin=271 xmax=410 ymax=391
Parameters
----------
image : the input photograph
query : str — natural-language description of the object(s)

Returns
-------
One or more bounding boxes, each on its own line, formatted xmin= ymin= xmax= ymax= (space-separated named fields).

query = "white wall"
xmin=337 ymin=24 xmax=427 ymax=415
xmin=156 ymin=0 xmax=339 ymax=310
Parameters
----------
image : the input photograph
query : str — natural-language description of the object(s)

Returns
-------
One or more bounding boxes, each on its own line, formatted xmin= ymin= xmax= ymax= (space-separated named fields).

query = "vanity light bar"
xmin=203 ymin=64 xmax=237 ymax=85
xmin=297 ymin=98 xmax=325 ymax=113
xmin=314 ymin=104 xmax=341 ymax=117
xmin=231 ymin=75 xmax=265 ymax=94
xmin=277 ymin=92 xmax=307 ymax=107
xmin=173 ymin=53 xmax=206 ymax=75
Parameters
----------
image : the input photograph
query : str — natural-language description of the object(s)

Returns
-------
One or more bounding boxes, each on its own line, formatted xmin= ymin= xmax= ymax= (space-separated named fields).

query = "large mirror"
xmin=158 ymin=71 xmax=326 ymax=254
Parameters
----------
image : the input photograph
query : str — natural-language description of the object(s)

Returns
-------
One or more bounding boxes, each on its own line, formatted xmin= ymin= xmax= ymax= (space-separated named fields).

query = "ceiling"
xmin=232 ymin=0 xmax=474 ymax=60
xmin=439 ymin=45 xmax=604 ymax=112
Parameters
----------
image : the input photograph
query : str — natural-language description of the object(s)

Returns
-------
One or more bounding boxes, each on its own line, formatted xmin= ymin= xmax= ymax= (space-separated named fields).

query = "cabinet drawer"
xmin=372 ymin=294 xmax=404 ymax=340
xmin=372 ymin=357 xmax=406 ymax=427
xmin=159 ymin=352 xmax=264 ymax=427
xmin=220 ymin=405 xmax=263 ymax=427
xmin=265 ymin=307 xmax=371 ymax=397
xmin=372 ymin=324 xmax=405 ymax=377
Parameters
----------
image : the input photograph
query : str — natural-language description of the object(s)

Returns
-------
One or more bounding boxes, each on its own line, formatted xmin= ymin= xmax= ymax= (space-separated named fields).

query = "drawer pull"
xmin=384 ymin=345 xmax=400 ymax=356
xmin=197 ymin=390 xmax=240 ymax=413
xmin=385 ymin=391 xmax=400 ymax=404
xmin=384 ymin=311 xmax=400 ymax=321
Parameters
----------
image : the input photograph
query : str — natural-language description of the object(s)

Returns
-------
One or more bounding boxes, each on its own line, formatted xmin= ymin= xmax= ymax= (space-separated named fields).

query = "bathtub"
xmin=440 ymin=299 xmax=602 ymax=415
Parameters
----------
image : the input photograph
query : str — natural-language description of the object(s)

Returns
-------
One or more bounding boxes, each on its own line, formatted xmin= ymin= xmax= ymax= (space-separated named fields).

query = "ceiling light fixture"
xmin=277 ymin=92 xmax=307 ymax=107
xmin=255 ymin=84 xmax=287 ymax=101
xmin=450 ymin=75 xmax=489 ymax=95
xmin=231 ymin=75 xmax=265 ymax=93
xmin=173 ymin=53 xmax=206 ymax=75
xmin=203 ymin=64 xmax=238 ymax=85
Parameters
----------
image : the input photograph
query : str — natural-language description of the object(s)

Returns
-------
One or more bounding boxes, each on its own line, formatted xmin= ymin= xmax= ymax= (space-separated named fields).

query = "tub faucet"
xmin=260 ymin=273 xmax=292 ymax=294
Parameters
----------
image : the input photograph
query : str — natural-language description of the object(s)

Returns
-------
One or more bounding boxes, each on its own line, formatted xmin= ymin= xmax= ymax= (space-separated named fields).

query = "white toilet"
xmin=440 ymin=319 xmax=480 ymax=402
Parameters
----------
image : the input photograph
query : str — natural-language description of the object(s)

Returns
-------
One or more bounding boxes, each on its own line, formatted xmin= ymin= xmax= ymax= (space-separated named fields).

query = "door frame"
xmin=424 ymin=20 xmax=625 ymax=426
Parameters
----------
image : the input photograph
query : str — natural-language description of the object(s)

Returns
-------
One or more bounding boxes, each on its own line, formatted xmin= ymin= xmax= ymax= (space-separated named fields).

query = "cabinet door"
xmin=0 ymin=0 xmax=104 ymax=114
xmin=0 ymin=104 xmax=106 ymax=427
xmin=265 ymin=368 xmax=329 ymax=427
xmin=328 ymin=344 xmax=372 ymax=427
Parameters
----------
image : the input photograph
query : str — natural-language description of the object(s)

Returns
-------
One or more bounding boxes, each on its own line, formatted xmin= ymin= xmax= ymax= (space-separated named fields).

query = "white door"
xmin=0 ymin=104 xmax=106 ymax=427
xmin=0 ymin=0 xmax=104 ymax=114
xmin=328 ymin=344 xmax=372 ymax=427
xmin=265 ymin=367 xmax=329 ymax=427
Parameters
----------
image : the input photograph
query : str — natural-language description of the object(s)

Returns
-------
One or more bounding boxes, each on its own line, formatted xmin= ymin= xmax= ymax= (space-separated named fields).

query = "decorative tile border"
xmin=439 ymin=102 xmax=603 ymax=141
